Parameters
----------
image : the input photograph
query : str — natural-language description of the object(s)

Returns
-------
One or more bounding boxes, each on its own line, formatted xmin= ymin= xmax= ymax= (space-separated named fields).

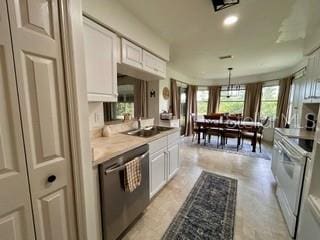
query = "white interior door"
xmin=0 ymin=0 xmax=35 ymax=239
xmin=6 ymin=0 xmax=78 ymax=239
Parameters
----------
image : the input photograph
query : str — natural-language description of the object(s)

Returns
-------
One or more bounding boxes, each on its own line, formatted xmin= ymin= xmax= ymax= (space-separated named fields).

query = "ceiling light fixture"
xmin=211 ymin=0 xmax=240 ymax=12
xmin=226 ymin=67 xmax=241 ymax=98
xmin=224 ymin=15 xmax=238 ymax=26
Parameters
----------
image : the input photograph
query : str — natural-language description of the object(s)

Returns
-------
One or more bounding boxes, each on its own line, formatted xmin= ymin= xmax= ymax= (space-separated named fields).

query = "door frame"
xmin=58 ymin=0 xmax=95 ymax=239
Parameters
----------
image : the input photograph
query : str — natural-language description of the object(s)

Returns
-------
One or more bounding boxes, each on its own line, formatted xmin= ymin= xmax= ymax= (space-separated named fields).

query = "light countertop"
xmin=90 ymin=128 xmax=180 ymax=166
xmin=275 ymin=128 xmax=315 ymax=140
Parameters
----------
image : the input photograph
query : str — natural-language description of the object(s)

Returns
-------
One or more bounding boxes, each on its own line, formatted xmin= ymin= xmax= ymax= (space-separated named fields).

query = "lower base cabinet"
xmin=150 ymin=149 xmax=167 ymax=196
xmin=149 ymin=132 xmax=180 ymax=198
xmin=168 ymin=143 xmax=180 ymax=180
xmin=297 ymin=199 xmax=320 ymax=240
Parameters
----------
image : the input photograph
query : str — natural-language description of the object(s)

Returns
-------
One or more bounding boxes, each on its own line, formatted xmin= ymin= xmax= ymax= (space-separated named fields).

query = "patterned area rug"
xmin=189 ymin=137 xmax=271 ymax=160
xmin=162 ymin=171 xmax=237 ymax=240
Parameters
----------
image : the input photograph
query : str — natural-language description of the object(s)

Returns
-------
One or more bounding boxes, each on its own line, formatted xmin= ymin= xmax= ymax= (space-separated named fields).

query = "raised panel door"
xmin=143 ymin=50 xmax=157 ymax=74
xmin=83 ymin=17 xmax=117 ymax=102
xmin=150 ymin=150 xmax=167 ymax=198
xmin=305 ymin=56 xmax=315 ymax=99
xmin=122 ymin=38 xmax=143 ymax=69
xmin=0 ymin=0 xmax=35 ymax=239
xmin=168 ymin=143 xmax=179 ymax=180
xmin=313 ymin=51 xmax=320 ymax=98
xmin=6 ymin=0 xmax=78 ymax=239
xmin=142 ymin=50 xmax=166 ymax=78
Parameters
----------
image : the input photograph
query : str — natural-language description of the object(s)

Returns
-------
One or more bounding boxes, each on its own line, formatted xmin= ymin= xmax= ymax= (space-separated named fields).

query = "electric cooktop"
xmin=289 ymin=138 xmax=314 ymax=153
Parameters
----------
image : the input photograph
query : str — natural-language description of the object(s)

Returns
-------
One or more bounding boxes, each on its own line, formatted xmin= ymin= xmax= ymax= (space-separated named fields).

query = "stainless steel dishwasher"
xmin=99 ymin=144 xmax=150 ymax=240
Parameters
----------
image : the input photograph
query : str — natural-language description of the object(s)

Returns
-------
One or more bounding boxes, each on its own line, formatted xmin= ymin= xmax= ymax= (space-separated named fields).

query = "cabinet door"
xmin=297 ymin=200 xmax=320 ymax=240
xmin=0 ymin=1 xmax=35 ymax=239
xmin=168 ymin=143 xmax=180 ymax=180
xmin=313 ymin=51 xmax=320 ymax=98
xmin=7 ymin=0 xmax=78 ymax=239
xmin=150 ymin=149 xmax=167 ymax=198
xmin=142 ymin=50 xmax=166 ymax=78
xmin=83 ymin=17 xmax=118 ymax=102
xmin=122 ymin=38 xmax=143 ymax=69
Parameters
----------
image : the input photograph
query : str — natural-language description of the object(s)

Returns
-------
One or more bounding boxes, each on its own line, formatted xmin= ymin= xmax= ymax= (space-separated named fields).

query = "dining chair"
xmin=241 ymin=117 xmax=269 ymax=152
xmin=220 ymin=114 xmax=242 ymax=151
xmin=191 ymin=113 xmax=206 ymax=142
xmin=203 ymin=114 xmax=223 ymax=147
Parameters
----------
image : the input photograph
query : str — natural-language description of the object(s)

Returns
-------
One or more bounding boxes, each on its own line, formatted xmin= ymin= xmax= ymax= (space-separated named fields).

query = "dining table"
xmin=195 ymin=119 xmax=263 ymax=152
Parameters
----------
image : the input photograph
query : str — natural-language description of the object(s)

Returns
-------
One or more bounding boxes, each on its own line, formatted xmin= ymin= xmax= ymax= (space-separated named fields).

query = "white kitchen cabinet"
xmin=121 ymin=38 xmax=143 ymax=69
xmin=149 ymin=131 xmax=180 ymax=198
xmin=304 ymin=49 xmax=320 ymax=99
xmin=83 ymin=17 xmax=118 ymax=102
xmin=120 ymin=38 xmax=167 ymax=79
xmin=143 ymin=50 xmax=166 ymax=78
xmin=150 ymin=149 xmax=167 ymax=197
xmin=168 ymin=143 xmax=180 ymax=180
xmin=291 ymin=77 xmax=305 ymax=128
xmin=297 ymin=198 xmax=320 ymax=240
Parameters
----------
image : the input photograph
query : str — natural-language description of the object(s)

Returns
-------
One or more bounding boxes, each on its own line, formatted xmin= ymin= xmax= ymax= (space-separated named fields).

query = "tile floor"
xmin=123 ymin=138 xmax=291 ymax=240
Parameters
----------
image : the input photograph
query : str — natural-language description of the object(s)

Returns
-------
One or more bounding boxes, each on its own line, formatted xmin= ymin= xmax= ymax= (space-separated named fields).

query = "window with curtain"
xmin=219 ymin=87 xmax=245 ymax=114
xmin=197 ymin=88 xmax=209 ymax=117
xmin=113 ymin=84 xmax=135 ymax=120
xmin=260 ymin=85 xmax=279 ymax=119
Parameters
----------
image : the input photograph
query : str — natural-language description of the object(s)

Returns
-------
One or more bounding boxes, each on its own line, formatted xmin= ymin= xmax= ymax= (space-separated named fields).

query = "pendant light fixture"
xmin=226 ymin=67 xmax=241 ymax=98
xmin=226 ymin=67 xmax=233 ymax=98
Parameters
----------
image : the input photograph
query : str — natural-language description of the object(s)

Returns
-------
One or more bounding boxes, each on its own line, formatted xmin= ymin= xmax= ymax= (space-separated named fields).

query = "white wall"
xmin=159 ymin=65 xmax=194 ymax=112
xmin=82 ymin=0 xmax=170 ymax=61
xmin=304 ymin=24 xmax=320 ymax=56
xmin=88 ymin=102 xmax=104 ymax=129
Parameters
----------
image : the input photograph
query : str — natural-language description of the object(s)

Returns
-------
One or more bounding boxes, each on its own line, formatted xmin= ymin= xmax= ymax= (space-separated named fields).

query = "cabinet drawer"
xmin=168 ymin=131 xmax=180 ymax=146
xmin=149 ymin=136 xmax=167 ymax=155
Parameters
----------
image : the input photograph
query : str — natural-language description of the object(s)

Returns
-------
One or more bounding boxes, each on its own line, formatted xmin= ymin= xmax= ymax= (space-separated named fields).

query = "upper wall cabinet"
xmin=121 ymin=38 xmax=167 ymax=79
xmin=83 ymin=17 xmax=118 ymax=102
xmin=143 ymin=50 xmax=166 ymax=78
xmin=122 ymin=38 xmax=143 ymax=69
xmin=304 ymin=49 xmax=320 ymax=100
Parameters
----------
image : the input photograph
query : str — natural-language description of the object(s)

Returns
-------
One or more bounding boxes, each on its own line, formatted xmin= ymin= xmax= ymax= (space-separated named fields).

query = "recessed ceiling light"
xmin=224 ymin=15 xmax=238 ymax=26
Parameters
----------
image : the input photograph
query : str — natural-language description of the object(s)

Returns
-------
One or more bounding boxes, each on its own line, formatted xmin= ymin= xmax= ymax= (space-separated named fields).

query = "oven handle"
xmin=278 ymin=141 xmax=302 ymax=163
xmin=104 ymin=151 xmax=149 ymax=175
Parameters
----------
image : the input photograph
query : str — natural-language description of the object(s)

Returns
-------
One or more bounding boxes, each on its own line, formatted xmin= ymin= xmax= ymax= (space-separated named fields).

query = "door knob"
xmin=47 ymin=175 xmax=56 ymax=183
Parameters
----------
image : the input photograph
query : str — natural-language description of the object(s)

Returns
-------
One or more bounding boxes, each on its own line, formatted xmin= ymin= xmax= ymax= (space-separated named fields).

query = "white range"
xmin=271 ymin=128 xmax=314 ymax=238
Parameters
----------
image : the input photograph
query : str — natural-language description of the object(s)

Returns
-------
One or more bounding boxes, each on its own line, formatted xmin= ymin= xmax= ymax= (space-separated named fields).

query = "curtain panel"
xmin=276 ymin=76 xmax=293 ymax=128
xmin=207 ymin=86 xmax=221 ymax=114
xmin=185 ymin=85 xmax=198 ymax=136
xmin=170 ymin=79 xmax=180 ymax=118
xmin=243 ymin=82 xmax=263 ymax=121
xmin=134 ymin=80 xmax=148 ymax=118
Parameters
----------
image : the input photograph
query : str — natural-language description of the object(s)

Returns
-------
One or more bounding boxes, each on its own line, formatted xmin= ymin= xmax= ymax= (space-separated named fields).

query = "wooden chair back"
xmin=204 ymin=113 xmax=224 ymax=120
xmin=227 ymin=113 xmax=243 ymax=121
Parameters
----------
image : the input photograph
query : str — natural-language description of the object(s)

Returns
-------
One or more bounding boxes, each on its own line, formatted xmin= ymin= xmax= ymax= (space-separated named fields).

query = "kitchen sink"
xmin=125 ymin=126 xmax=173 ymax=138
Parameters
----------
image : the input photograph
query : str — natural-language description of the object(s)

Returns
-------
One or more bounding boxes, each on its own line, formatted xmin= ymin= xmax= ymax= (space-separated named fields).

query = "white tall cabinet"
xmin=0 ymin=0 xmax=77 ymax=239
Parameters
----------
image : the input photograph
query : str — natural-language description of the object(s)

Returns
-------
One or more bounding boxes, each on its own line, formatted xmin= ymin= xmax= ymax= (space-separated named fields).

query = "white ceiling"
xmin=119 ymin=0 xmax=319 ymax=81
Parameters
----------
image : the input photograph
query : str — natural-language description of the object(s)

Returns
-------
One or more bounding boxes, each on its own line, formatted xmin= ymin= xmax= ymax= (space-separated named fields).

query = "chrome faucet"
xmin=137 ymin=117 xmax=142 ymax=129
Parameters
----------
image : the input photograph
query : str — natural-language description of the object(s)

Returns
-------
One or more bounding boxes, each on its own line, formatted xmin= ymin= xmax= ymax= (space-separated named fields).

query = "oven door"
xmin=276 ymin=140 xmax=306 ymax=216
